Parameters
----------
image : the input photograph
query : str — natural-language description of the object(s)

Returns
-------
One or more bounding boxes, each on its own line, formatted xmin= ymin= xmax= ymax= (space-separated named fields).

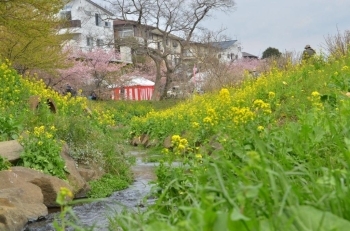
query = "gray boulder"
xmin=60 ymin=143 xmax=90 ymax=198
xmin=0 ymin=167 xmax=72 ymax=207
xmin=0 ymin=140 xmax=22 ymax=164
xmin=0 ymin=169 xmax=48 ymax=231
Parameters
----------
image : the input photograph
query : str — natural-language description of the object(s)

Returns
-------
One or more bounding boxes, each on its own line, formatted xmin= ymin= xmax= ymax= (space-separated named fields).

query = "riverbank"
xmin=23 ymin=150 xmax=157 ymax=231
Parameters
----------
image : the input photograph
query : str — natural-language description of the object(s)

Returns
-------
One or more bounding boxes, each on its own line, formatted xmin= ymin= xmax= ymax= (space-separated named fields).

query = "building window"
xmin=60 ymin=10 xmax=72 ymax=20
xmin=166 ymin=39 xmax=169 ymax=46
xmin=87 ymin=37 xmax=93 ymax=46
xmin=95 ymin=13 xmax=103 ymax=26
xmin=118 ymin=29 xmax=134 ymax=38
xmin=104 ymin=21 xmax=111 ymax=27
xmin=218 ymin=54 xmax=221 ymax=59
xmin=96 ymin=39 xmax=103 ymax=47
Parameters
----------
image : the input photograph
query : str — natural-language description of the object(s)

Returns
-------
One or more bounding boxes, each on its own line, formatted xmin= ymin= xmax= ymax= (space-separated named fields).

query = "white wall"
xmin=218 ymin=43 xmax=243 ymax=63
xmin=58 ymin=0 xmax=115 ymax=52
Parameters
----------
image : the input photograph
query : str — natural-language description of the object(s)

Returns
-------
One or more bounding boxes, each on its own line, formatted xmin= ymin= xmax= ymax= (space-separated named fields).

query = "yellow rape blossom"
xmin=253 ymin=99 xmax=272 ymax=114
xmin=192 ymin=122 xmax=200 ymax=128
xmin=171 ymin=135 xmax=181 ymax=144
xmin=219 ymin=88 xmax=231 ymax=103
xmin=195 ymin=154 xmax=202 ymax=159
xmin=311 ymin=91 xmax=320 ymax=97
xmin=231 ymin=106 xmax=255 ymax=125
xmin=257 ymin=126 xmax=264 ymax=132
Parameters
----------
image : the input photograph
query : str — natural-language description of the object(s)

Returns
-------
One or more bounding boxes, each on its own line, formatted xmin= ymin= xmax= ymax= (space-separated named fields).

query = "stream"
xmin=23 ymin=151 xmax=158 ymax=231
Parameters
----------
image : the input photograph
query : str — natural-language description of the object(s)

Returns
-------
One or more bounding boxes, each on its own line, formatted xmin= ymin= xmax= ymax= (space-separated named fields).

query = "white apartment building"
xmin=58 ymin=0 xmax=115 ymax=52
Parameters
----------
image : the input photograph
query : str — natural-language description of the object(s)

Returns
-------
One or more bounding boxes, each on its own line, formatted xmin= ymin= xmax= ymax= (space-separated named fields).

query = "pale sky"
xmin=201 ymin=0 xmax=350 ymax=58
xmin=95 ymin=0 xmax=350 ymax=58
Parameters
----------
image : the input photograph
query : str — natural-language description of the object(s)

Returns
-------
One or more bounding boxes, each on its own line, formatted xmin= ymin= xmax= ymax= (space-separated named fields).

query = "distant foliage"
xmin=57 ymin=48 xmax=125 ymax=98
xmin=262 ymin=47 xmax=282 ymax=59
xmin=324 ymin=29 xmax=350 ymax=59
xmin=0 ymin=0 xmax=68 ymax=74
xmin=202 ymin=58 xmax=264 ymax=92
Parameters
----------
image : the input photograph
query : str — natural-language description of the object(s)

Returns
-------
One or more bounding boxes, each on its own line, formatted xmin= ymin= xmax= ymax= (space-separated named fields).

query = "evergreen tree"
xmin=262 ymin=47 xmax=281 ymax=59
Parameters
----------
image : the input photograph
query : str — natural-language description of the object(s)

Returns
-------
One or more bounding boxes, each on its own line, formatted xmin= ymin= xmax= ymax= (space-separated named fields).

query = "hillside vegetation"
xmin=2 ymin=41 xmax=350 ymax=230
xmin=110 ymin=52 xmax=350 ymax=230
xmin=0 ymin=61 xmax=134 ymax=196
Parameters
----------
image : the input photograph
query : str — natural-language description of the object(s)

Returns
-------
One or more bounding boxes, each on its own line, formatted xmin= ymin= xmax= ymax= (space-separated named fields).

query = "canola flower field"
xmin=0 ymin=61 xmax=134 ymax=197
xmin=2 ymin=50 xmax=350 ymax=230
xmin=111 ymin=54 xmax=350 ymax=230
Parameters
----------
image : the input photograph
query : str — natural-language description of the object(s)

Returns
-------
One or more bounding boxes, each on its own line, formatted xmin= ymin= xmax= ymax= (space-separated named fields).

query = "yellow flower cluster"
xmin=195 ymin=154 xmax=202 ymax=159
xmin=60 ymin=187 xmax=73 ymax=198
xmin=203 ymin=116 xmax=214 ymax=126
xmin=202 ymin=108 xmax=218 ymax=127
xmin=56 ymin=187 xmax=74 ymax=205
xmin=342 ymin=65 xmax=349 ymax=71
xmin=268 ymin=91 xmax=276 ymax=99
xmin=253 ymin=99 xmax=272 ymax=114
xmin=257 ymin=126 xmax=264 ymax=132
xmin=20 ymin=77 xmax=89 ymax=116
xmin=0 ymin=62 xmax=24 ymax=109
xmin=219 ymin=88 xmax=231 ymax=103
xmin=308 ymin=91 xmax=323 ymax=110
xmin=231 ymin=106 xmax=255 ymax=125
xmin=33 ymin=126 xmax=45 ymax=137
xmin=33 ymin=125 xmax=55 ymax=140
xmin=311 ymin=91 xmax=320 ymax=98
xmin=191 ymin=122 xmax=200 ymax=128
xmin=171 ymin=135 xmax=189 ymax=155
xmin=93 ymin=109 xmax=116 ymax=127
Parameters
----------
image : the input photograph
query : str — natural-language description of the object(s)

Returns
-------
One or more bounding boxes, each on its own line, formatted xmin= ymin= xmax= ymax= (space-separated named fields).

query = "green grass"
xmin=109 ymin=54 xmax=350 ymax=230
xmin=87 ymin=174 xmax=130 ymax=198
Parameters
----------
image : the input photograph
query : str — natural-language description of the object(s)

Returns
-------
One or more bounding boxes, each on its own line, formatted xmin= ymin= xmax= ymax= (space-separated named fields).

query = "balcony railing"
xmin=61 ymin=20 xmax=81 ymax=28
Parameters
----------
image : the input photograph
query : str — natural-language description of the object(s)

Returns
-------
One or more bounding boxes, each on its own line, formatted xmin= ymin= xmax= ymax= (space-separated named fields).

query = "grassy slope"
xmin=111 ymin=54 xmax=350 ymax=230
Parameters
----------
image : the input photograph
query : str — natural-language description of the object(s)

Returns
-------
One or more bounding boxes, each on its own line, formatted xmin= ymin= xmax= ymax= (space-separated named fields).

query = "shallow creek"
xmin=24 ymin=151 xmax=158 ymax=231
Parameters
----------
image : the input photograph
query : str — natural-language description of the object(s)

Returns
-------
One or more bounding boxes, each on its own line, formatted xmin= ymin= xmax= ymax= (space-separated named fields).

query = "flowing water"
xmin=23 ymin=151 xmax=158 ymax=231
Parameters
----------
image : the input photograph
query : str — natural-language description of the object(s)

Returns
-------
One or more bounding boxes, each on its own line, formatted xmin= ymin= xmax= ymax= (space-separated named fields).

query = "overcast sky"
xmin=201 ymin=0 xmax=350 ymax=57
xmin=95 ymin=0 xmax=349 ymax=58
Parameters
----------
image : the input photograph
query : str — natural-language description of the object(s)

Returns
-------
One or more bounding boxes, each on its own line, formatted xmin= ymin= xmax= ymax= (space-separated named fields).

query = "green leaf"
xmin=230 ymin=208 xmax=250 ymax=221
xmin=260 ymin=205 xmax=350 ymax=231
xmin=213 ymin=211 xmax=228 ymax=231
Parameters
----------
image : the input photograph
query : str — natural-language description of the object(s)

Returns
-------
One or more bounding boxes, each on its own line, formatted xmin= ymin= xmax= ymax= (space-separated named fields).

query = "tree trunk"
xmin=161 ymin=70 xmax=173 ymax=100
xmin=151 ymin=59 xmax=162 ymax=101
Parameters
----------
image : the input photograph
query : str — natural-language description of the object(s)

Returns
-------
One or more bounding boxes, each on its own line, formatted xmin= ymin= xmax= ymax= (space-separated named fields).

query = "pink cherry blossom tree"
xmin=55 ymin=48 xmax=125 ymax=98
